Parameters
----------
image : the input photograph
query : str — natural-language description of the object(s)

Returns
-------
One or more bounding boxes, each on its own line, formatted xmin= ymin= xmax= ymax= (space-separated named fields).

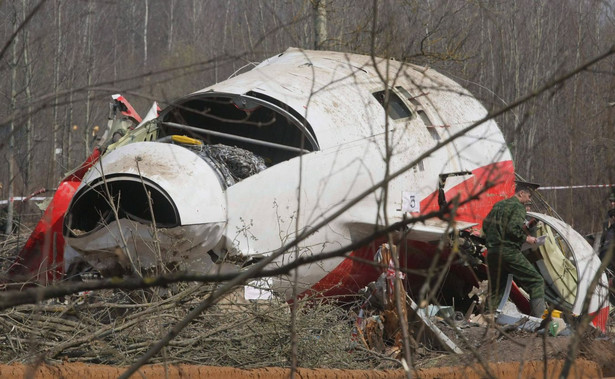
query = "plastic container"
xmin=548 ymin=318 xmax=566 ymax=336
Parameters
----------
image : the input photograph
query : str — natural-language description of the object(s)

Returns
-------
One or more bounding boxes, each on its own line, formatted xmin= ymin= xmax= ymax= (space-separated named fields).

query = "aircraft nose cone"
xmin=64 ymin=142 xmax=227 ymax=275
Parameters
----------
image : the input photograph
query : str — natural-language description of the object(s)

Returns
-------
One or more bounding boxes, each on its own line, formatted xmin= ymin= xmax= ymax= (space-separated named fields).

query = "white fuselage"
xmin=66 ymin=48 xmax=514 ymax=291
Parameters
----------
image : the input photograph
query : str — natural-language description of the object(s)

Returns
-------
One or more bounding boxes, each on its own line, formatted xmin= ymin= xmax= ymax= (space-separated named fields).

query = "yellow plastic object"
xmin=542 ymin=309 xmax=562 ymax=319
xmin=171 ymin=135 xmax=202 ymax=145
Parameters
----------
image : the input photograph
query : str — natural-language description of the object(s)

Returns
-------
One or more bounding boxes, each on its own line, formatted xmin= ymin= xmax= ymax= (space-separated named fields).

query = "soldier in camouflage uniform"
xmin=602 ymin=192 xmax=615 ymax=235
xmin=482 ymin=181 xmax=545 ymax=317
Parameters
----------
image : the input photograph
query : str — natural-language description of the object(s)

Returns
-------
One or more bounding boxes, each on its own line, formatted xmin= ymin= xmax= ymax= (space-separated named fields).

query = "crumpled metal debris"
xmin=189 ymin=144 xmax=267 ymax=186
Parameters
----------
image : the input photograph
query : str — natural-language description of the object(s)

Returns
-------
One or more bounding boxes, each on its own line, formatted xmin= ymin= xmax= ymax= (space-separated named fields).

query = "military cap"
xmin=609 ymin=192 xmax=615 ymax=202
xmin=515 ymin=180 xmax=540 ymax=193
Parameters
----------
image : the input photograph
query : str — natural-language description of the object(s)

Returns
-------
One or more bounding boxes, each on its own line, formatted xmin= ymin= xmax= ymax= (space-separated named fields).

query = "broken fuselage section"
xmin=66 ymin=48 xmax=508 ymax=280
xmin=61 ymin=48 xmax=608 ymax=329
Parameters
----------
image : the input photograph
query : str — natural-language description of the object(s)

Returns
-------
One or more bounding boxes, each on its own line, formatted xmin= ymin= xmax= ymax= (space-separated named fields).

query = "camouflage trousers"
xmin=486 ymin=247 xmax=545 ymax=312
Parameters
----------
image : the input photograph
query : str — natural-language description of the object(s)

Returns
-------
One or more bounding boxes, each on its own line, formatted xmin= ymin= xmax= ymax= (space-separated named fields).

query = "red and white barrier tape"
xmin=538 ymin=184 xmax=615 ymax=190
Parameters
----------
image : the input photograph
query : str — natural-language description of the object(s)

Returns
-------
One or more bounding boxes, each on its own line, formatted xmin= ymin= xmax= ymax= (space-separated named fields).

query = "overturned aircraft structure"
xmin=9 ymin=48 xmax=609 ymax=330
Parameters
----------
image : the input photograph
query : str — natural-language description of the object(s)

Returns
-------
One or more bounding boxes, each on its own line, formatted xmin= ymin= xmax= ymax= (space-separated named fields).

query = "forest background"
xmin=1 ymin=0 xmax=615 ymax=236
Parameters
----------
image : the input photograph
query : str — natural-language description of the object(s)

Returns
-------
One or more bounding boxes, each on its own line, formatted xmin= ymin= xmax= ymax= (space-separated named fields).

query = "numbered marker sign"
xmin=402 ymin=191 xmax=420 ymax=213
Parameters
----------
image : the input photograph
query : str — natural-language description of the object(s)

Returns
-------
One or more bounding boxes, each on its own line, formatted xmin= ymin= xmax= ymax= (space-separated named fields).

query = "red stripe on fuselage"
xmin=304 ymin=160 xmax=515 ymax=298
xmin=419 ymin=160 xmax=515 ymax=228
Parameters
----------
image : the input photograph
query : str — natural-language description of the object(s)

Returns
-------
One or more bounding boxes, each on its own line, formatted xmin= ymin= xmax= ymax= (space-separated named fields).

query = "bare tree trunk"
xmin=113 ymin=25 xmax=118 ymax=83
xmin=21 ymin=0 xmax=32 ymax=188
xmin=6 ymin=5 xmax=19 ymax=234
xmin=66 ymin=79 xmax=74 ymax=170
xmin=335 ymin=2 xmax=344 ymax=50
xmin=258 ymin=1 xmax=268 ymax=52
xmin=478 ymin=5 xmax=486 ymax=100
xmin=222 ymin=5 xmax=231 ymax=75
xmin=313 ymin=0 xmax=327 ymax=50
xmin=525 ymin=2 xmax=544 ymax=177
xmin=130 ymin=2 xmax=136 ymax=57
xmin=83 ymin=1 xmax=92 ymax=158
xmin=51 ymin=0 xmax=63 ymax=183
xmin=143 ymin=0 xmax=148 ymax=66
xmin=168 ymin=0 xmax=174 ymax=52
xmin=244 ymin=9 xmax=253 ymax=53
xmin=222 ymin=6 xmax=230 ymax=49
xmin=567 ymin=1 xmax=583 ymax=224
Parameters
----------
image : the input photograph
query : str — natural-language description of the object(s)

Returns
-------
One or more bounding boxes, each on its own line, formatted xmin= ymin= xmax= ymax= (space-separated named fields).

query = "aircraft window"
xmin=395 ymin=86 xmax=431 ymax=124
xmin=396 ymin=86 xmax=422 ymax=107
xmin=427 ymin=126 xmax=440 ymax=140
xmin=417 ymin=110 xmax=433 ymax=127
xmin=395 ymin=86 xmax=438 ymax=139
xmin=372 ymin=90 xmax=412 ymax=120
xmin=412 ymin=159 xmax=425 ymax=173
xmin=396 ymin=87 xmax=433 ymax=122
xmin=246 ymin=91 xmax=318 ymax=148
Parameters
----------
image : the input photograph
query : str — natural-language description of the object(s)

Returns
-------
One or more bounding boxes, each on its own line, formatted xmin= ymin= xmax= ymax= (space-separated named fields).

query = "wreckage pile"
xmin=0 ymin=282 xmax=383 ymax=369
xmin=1 ymin=237 xmax=615 ymax=375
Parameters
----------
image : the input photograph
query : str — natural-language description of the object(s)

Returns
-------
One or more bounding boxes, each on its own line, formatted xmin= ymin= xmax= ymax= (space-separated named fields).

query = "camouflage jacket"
xmin=482 ymin=196 xmax=527 ymax=253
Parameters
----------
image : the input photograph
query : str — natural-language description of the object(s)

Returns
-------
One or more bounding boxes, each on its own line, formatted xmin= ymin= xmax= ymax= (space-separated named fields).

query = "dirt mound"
xmin=579 ymin=337 xmax=615 ymax=376
xmin=0 ymin=360 xmax=601 ymax=378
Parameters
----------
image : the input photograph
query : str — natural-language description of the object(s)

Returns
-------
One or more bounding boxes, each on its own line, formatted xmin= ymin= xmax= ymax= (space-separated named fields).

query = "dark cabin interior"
xmin=159 ymin=92 xmax=318 ymax=167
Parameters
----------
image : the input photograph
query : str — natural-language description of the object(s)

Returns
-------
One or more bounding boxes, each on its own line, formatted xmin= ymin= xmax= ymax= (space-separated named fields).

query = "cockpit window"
xmin=372 ymin=89 xmax=412 ymax=120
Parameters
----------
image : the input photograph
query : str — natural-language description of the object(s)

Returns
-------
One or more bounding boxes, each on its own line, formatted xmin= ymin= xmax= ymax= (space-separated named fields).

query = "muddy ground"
xmin=420 ymin=319 xmax=615 ymax=375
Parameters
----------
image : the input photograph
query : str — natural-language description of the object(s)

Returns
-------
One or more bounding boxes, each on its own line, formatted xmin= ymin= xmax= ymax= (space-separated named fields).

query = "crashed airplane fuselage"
xmin=15 ymin=48 xmax=609 ymax=329
xmin=66 ymin=48 xmax=507 ymax=283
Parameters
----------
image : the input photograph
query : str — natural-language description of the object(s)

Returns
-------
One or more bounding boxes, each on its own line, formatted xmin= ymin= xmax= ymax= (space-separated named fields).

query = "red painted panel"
xmin=590 ymin=306 xmax=609 ymax=332
xmin=420 ymin=160 xmax=515 ymax=228
xmin=8 ymin=149 xmax=101 ymax=284
xmin=114 ymin=95 xmax=142 ymax=124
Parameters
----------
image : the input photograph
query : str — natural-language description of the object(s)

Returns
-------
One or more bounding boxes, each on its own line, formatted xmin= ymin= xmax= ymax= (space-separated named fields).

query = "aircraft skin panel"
xmin=223 ymin=143 xmax=384 ymax=257
xmin=63 ymin=143 xmax=228 ymax=275
xmin=223 ymin=143 xmax=514 ymax=299
xmin=265 ymin=161 xmax=513 ymax=299
xmin=222 ymin=141 xmax=513 ymax=256
xmin=221 ymin=134 xmax=443 ymax=256
xmin=8 ymin=180 xmax=80 ymax=283
xmin=66 ymin=219 xmax=225 ymax=275
xmin=194 ymin=48 xmax=508 ymax=161
xmin=198 ymin=69 xmax=381 ymax=149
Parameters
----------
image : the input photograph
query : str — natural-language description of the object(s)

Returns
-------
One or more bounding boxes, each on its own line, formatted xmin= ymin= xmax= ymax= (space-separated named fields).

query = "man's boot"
xmin=530 ymin=297 xmax=546 ymax=318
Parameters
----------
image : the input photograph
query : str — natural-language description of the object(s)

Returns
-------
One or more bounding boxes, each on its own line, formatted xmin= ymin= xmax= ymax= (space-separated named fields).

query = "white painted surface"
xmin=68 ymin=48 xmax=513 ymax=297
xmin=79 ymin=142 xmax=226 ymax=225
